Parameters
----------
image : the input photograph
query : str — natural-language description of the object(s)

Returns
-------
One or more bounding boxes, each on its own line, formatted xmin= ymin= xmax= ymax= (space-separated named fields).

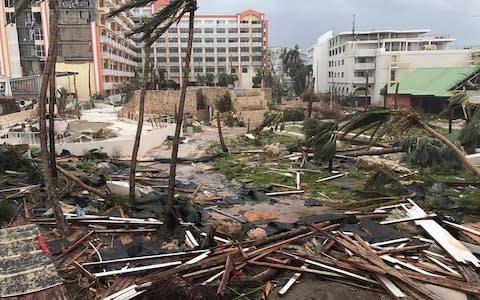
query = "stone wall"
xmin=0 ymin=108 xmax=37 ymax=127
xmin=118 ymin=87 xmax=271 ymax=128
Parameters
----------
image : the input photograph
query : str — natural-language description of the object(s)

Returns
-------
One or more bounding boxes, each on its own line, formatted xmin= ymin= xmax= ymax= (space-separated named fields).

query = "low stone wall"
xmin=0 ymin=108 xmax=37 ymax=127
xmin=118 ymin=87 xmax=271 ymax=128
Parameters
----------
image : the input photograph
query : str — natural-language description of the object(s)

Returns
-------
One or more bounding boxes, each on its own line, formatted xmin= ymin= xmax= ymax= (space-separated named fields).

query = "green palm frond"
xmin=107 ymin=0 xmax=197 ymax=46
xmin=340 ymin=108 xmax=423 ymax=143
xmin=448 ymin=92 xmax=469 ymax=110
xmin=304 ymin=119 xmax=337 ymax=162
xmin=397 ymin=136 xmax=462 ymax=169
xmin=459 ymin=108 xmax=480 ymax=154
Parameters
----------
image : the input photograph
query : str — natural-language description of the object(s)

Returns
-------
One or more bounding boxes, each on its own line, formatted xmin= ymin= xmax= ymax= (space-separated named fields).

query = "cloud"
xmin=196 ymin=0 xmax=480 ymax=49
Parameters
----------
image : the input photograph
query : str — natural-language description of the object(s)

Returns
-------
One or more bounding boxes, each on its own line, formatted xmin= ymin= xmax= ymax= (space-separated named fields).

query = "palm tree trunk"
xmin=166 ymin=6 xmax=196 ymax=231
xmin=74 ymin=74 xmax=80 ymax=119
xmin=48 ymin=42 xmax=57 ymax=180
xmin=217 ymin=111 xmax=228 ymax=152
xmin=38 ymin=0 xmax=68 ymax=236
xmin=129 ymin=46 xmax=151 ymax=203
xmin=419 ymin=120 xmax=480 ymax=179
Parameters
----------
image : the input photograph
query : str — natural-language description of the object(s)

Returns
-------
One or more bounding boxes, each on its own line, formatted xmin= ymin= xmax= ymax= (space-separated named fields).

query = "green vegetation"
xmin=282 ymin=108 xmax=305 ymax=122
xmin=284 ymin=125 xmax=304 ymax=134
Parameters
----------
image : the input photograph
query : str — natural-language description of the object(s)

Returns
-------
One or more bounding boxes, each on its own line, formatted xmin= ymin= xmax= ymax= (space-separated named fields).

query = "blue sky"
xmin=197 ymin=0 xmax=480 ymax=50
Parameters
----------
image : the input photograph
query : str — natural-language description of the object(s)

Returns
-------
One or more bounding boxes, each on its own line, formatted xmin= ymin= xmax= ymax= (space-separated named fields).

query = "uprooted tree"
xmin=340 ymin=108 xmax=480 ymax=179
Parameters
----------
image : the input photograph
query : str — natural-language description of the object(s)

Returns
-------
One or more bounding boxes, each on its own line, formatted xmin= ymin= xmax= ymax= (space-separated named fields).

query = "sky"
xmin=196 ymin=0 xmax=480 ymax=50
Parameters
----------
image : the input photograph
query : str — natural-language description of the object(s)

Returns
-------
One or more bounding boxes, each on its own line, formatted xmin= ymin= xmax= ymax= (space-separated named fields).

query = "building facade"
xmin=311 ymin=29 xmax=479 ymax=106
xmin=136 ymin=8 xmax=269 ymax=89
xmin=1 ymin=0 xmax=269 ymax=98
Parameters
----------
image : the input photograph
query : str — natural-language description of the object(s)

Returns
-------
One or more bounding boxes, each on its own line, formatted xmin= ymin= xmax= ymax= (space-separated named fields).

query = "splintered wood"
xmin=52 ymin=199 xmax=480 ymax=300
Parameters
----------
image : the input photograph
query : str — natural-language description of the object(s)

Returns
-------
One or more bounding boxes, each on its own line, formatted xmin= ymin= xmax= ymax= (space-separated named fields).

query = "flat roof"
xmin=336 ymin=29 xmax=431 ymax=36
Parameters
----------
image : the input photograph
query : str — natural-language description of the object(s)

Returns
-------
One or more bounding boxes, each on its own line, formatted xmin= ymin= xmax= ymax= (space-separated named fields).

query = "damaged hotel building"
xmin=0 ymin=0 xmax=269 ymax=99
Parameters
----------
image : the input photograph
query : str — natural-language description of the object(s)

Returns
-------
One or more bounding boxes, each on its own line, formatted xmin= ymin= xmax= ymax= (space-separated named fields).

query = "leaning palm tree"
xmin=304 ymin=118 xmax=337 ymax=170
xmin=108 ymin=0 xmax=198 ymax=230
xmin=14 ymin=0 xmax=68 ymax=235
xmin=340 ymin=108 xmax=480 ymax=179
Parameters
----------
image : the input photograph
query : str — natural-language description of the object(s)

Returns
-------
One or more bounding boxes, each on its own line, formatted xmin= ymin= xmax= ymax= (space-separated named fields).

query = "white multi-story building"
xmin=311 ymin=29 xmax=479 ymax=106
xmin=133 ymin=5 xmax=269 ymax=89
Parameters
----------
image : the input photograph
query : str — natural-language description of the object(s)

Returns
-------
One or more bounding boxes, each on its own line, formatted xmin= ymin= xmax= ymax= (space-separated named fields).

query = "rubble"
xmin=1 ymin=114 xmax=480 ymax=300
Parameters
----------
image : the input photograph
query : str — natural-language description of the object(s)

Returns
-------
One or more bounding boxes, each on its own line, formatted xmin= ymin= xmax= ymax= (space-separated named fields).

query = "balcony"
xmin=353 ymin=76 xmax=375 ymax=84
xmin=354 ymin=63 xmax=375 ymax=70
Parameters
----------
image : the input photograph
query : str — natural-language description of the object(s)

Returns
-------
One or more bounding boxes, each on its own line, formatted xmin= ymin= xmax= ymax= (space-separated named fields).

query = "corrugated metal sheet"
xmin=0 ymin=225 xmax=67 ymax=299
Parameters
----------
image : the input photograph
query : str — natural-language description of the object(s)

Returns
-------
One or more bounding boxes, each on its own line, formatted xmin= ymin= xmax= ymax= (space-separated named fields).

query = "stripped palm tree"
xmin=340 ymin=108 xmax=480 ymax=179
xmin=108 ymin=0 xmax=197 ymax=230
xmin=13 ymin=0 xmax=68 ymax=235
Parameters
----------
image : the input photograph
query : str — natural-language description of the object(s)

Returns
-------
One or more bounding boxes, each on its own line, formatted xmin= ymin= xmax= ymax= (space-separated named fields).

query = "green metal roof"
xmin=387 ymin=66 xmax=480 ymax=97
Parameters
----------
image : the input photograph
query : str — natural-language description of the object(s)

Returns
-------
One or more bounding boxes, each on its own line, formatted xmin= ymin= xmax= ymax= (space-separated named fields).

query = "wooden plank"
xmin=278 ymin=264 xmax=307 ymax=295
xmin=376 ymin=274 xmax=407 ymax=299
xmin=217 ymin=255 xmax=233 ymax=296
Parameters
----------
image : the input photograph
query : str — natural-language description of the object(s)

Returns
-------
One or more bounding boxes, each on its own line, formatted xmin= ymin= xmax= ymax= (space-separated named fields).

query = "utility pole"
xmin=352 ymin=14 xmax=356 ymax=40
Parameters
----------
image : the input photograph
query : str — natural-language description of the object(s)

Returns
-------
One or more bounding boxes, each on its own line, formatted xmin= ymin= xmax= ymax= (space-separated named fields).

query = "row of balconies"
xmin=100 ymin=35 xmax=136 ymax=57
xmin=103 ymin=69 xmax=135 ymax=77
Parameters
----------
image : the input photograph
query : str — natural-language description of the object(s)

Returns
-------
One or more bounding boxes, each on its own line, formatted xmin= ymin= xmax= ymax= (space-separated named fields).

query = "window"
xmin=231 ymin=68 xmax=237 ymax=74
xmin=217 ymin=28 xmax=225 ymax=34
xmin=35 ymin=45 xmax=45 ymax=58
xmin=241 ymin=56 xmax=249 ymax=62
xmin=205 ymin=38 xmax=214 ymax=43
xmin=169 ymin=56 xmax=179 ymax=62
xmin=229 ymin=47 xmax=237 ymax=53
xmin=341 ymin=72 xmax=344 ymax=78
xmin=217 ymin=47 xmax=226 ymax=53
xmin=4 ymin=0 xmax=14 ymax=7
xmin=194 ymin=67 xmax=203 ymax=73
xmin=218 ymin=57 xmax=226 ymax=62
xmin=228 ymin=28 xmax=237 ymax=34
xmin=170 ymin=67 xmax=179 ymax=73
xmin=241 ymin=47 xmax=249 ymax=53
xmin=391 ymin=70 xmax=396 ymax=81
xmin=168 ymin=38 xmax=177 ymax=43
xmin=242 ymin=67 xmax=248 ymax=73
xmin=194 ymin=28 xmax=201 ymax=34
xmin=6 ymin=12 xmax=15 ymax=24
xmin=240 ymin=28 xmax=248 ymax=33
xmin=217 ymin=38 xmax=225 ymax=43
xmin=194 ymin=57 xmax=202 ymax=62
xmin=206 ymin=67 xmax=215 ymax=73
xmin=228 ymin=38 xmax=238 ymax=43
xmin=204 ymin=28 xmax=214 ymax=34
xmin=168 ymin=28 xmax=176 ymax=34
xmin=218 ymin=67 xmax=226 ymax=73
xmin=205 ymin=48 xmax=214 ymax=53
xmin=342 ymin=59 xmax=344 ymax=65
xmin=205 ymin=57 xmax=214 ymax=62
xmin=158 ymin=57 xmax=167 ymax=63
xmin=193 ymin=38 xmax=202 ymax=43
xmin=193 ymin=48 xmax=202 ymax=53
xmin=240 ymin=38 xmax=249 ymax=43
xmin=180 ymin=28 xmax=189 ymax=33
xmin=180 ymin=38 xmax=188 ymax=43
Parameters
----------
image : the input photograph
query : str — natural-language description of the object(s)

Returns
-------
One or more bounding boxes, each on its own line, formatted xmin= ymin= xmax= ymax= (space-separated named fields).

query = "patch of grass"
xmin=105 ymin=193 xmax=131 ymax=213
xmin=284 ymin=125 xmax=304 ymax=134
xmin=77 ymin=160 xmax=98 ymax=175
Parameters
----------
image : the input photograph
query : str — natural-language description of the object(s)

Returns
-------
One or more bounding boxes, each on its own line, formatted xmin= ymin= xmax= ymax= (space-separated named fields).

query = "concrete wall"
xmin=385 ymin=94 xmax=411 ymax=108
xmin=56 ymin=62 xmax=97 ymax=100
xmin=0 ymin=108 xmax=36 ymax=126
xmin=312 ymin=31 xmax=333 ymax=93
xmin=119 ymin=87 xmax=271 ymax=128
xmin=56 ymin=125 xmax=175 ymax=158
